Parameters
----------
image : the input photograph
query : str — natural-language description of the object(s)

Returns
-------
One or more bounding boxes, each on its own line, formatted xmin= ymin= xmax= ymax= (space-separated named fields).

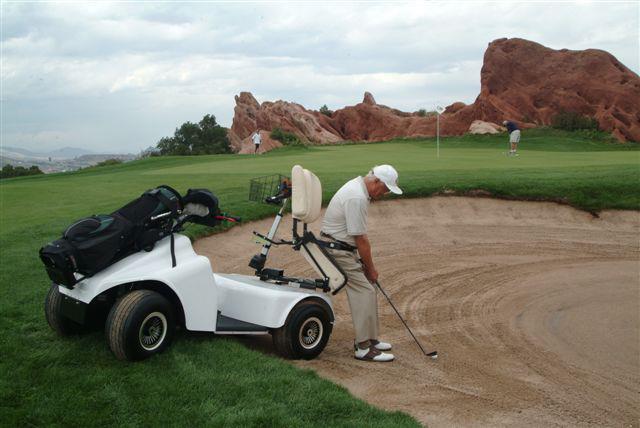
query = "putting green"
xmin=144 ymin=143 xmax=637 ymax=176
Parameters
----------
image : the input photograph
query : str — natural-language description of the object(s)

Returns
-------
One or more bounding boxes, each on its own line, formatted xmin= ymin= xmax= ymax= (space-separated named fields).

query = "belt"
xmin=319 ymin=232 xmax=357 ymax=252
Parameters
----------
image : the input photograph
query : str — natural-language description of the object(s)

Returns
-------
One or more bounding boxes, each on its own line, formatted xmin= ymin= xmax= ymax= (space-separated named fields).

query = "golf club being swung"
xmin=375 ymin=280 xmax=438 ymax=359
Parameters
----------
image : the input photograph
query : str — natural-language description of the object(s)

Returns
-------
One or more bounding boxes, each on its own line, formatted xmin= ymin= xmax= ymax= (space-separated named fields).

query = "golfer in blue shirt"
xmin=503 ymin=120 xmax=521 ymax=156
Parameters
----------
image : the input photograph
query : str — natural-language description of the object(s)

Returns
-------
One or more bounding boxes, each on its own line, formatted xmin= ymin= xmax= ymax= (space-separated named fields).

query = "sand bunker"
xmin=195 ymin=197 xmax=639 ymax=427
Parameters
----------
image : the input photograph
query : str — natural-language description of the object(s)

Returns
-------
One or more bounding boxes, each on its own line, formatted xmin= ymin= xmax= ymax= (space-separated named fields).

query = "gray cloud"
xmin=2 ymin=1 xmax=638 ymax=153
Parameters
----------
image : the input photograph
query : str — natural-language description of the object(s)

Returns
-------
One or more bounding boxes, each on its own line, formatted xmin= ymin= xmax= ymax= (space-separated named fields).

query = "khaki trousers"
xmin=327 ymin=248 xmax=379 ymax=344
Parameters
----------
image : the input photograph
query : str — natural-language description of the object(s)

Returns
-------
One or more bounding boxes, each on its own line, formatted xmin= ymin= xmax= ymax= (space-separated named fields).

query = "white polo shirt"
xmin=252 ymin=133 xmax=261 ymax=145
xmin=321 ymin=176 xmax=370 ymax=246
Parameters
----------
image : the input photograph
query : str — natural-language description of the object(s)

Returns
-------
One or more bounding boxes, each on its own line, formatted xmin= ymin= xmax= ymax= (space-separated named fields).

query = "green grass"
xmin=0 ymin=128 xmax=638 ymax=427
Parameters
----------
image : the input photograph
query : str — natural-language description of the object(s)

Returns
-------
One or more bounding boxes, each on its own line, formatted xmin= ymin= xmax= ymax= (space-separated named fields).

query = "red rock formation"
xmin=444 ymin=102 xmax=466 ymax=114
xmin=227 ymin=92 xmax=341 ymax=152
xmin=229 ymin=38 xmax=639 ymax=152
xmin=458 ymin=38 xmax=640 ymax=142
xmin=328 ymin=93 xmax=438 ymax=142
xmin=362 ymin=91 xmax=377 ymax=105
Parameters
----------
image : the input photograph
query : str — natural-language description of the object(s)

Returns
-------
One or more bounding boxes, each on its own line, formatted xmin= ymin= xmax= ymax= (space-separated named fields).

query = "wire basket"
xmin=248 ymin=174 xmax=288 ymax=203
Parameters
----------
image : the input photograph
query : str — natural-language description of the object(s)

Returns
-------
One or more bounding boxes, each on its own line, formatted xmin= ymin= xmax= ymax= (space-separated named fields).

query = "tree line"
xmin=153 ymin=114 xmax=231 ymax=156
xmin=0 ymin=164 xmax=44 ymax=179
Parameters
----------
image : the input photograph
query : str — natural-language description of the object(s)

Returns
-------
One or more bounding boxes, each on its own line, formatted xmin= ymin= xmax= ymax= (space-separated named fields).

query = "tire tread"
xmin=105 ymin=290 xmax=155 ymax=361
xmin=272 ymin=299 xmax=332 ymax=360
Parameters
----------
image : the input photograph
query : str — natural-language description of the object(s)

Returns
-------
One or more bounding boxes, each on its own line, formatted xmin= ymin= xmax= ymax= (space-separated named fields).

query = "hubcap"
xmin=299 ymin=317 xmax=323 ymax=349
xmin=139 ymin=312 xmax=167 ymax=351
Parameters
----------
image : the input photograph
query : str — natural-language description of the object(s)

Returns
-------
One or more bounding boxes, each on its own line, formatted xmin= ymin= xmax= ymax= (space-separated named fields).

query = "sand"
xmin=194 ymin=197 xmax=640 ymax=427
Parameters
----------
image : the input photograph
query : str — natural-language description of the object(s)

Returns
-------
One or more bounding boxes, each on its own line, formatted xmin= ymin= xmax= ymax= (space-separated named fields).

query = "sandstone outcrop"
xmin=468 ymin=120 xmax=505 ymax=134
xmin=227 ymin=92 xmax=341 ymax=152
xmin=228 ymin=38 xmax=638 ymax=152
xmin=455 ymin=38 xmax=640 ymax=142
xmin=362 ymin=92 xmax=377 ymax=105
xmin=445 ymin=102 xmax=466 ymax=114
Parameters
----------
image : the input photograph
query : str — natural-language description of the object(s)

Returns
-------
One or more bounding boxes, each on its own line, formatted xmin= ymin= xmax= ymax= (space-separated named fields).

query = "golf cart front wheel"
xmin=105 ymin=290 xmax=175 ymax=361
xmin=273 ymin=300 xmax=332 ymax=360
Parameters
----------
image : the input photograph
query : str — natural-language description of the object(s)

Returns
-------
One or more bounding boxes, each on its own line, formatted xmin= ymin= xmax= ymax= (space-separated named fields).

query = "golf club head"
xmin=427 ymin=351 xmax=438 ymax=360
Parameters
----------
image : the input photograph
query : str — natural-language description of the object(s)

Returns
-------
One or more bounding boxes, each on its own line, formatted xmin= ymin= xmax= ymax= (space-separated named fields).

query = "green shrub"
xmin=0 ymin=164 xmax=43 ymax=179
xmin=95 ymin=158 xmax=123 ymax=167
xmin=319 ymin=104 xmax=333 ymax=117
xmin=416 ymin=109 xmax=437 ymax=117
xmin=552 ymin=111 xmax=599 ymax=131
xmin=270 ymin=127 xmax=305 ymax=146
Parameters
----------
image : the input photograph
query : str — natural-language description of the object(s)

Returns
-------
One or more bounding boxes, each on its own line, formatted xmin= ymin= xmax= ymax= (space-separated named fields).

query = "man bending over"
xmin=321 ymin=165 xmax=402 ymax=362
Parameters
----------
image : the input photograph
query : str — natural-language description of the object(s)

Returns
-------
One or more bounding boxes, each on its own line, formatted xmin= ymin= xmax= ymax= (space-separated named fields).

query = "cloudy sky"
xmin=2 ymin=1 xmax=638 ymax=153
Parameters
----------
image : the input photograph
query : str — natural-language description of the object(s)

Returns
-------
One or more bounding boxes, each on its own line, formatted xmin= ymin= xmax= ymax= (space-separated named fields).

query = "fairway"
xmin=0 ymin=129 xmax=638 ymax=427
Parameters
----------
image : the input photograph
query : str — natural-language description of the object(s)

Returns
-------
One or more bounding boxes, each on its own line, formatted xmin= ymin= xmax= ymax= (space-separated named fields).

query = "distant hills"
xmin=0 ymin=146 xmax=136 ymax=173
xmin=1 ymin=146 xmax=96 ymax=160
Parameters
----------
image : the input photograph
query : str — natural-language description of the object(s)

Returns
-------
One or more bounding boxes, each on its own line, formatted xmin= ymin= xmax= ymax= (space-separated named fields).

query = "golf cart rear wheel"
xmin=105 ymin=290 xmax=175 ymax=361
xmin=45 ymin=284 xmax=84 ymax=335
xmin=273 ymin=300 xmax=332 ymax=360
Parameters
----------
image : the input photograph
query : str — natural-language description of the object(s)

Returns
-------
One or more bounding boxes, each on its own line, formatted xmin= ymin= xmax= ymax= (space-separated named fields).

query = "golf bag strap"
xmin=148 ymin=189 xmax=178 ymax=268
xmin=170 ymin=233 xmax=176 ymax=268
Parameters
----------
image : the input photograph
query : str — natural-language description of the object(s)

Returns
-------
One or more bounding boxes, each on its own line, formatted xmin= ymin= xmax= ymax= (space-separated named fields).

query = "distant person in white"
xmin=321 ymin=165 xmax=402 ymax=362
xmin=251 ymin=130 xmax=262 ymax=154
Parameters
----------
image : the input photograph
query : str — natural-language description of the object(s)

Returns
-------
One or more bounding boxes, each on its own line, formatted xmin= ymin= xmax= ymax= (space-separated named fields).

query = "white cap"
xmin=372 ymin=165 xmax=402 ymax=195
xmin=502 ymin=120 xmax=508 ymax=125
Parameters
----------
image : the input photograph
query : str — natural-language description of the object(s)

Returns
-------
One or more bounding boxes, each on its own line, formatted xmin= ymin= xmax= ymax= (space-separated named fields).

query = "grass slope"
xmin=0 ymin=129 xmax=638 ymax=426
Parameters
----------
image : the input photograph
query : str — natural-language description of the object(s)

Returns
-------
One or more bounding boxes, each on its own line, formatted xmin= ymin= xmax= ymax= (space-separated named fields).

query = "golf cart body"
xmin=46 ymin=165 xmax=346 ymax=361
xmin=58 ymin=232 xmax=333 ymax=332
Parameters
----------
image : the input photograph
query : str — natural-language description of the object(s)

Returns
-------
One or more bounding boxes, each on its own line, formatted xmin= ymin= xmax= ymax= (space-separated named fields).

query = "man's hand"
xmin=364 ymin=265 xmax=379 ymax=283
xmin=354 ymin=234 xmax=378 ymax=284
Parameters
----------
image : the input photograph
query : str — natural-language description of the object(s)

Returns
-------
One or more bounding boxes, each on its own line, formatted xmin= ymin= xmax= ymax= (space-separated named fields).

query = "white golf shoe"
xmin=354 ymin=346 xmax=394 ymax=362
xmin=370 ymin=339 xmax=392 ymax=351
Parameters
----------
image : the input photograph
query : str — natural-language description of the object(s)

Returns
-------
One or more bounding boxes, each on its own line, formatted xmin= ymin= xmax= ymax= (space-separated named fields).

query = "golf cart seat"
xmin=291 ymin=165 xmax=348 ymax=294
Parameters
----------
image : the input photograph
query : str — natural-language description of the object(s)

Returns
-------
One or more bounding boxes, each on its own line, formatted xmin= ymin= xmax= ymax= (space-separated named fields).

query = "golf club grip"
xmin=214 ymin=214 xmax=242 ymax=223
xmin=375 ymin=281 xmax=432 ymax=357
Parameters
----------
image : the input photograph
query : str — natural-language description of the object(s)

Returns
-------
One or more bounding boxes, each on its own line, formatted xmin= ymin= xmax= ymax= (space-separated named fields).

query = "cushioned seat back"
xmin=291 ymin=165 xmax=322 ymax=224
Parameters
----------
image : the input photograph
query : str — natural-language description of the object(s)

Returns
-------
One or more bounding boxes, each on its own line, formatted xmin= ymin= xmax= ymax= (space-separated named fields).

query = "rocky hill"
xmin=228 ymin=37 xmax=639 ymax=151
xmin=451 ymin=38 xmax=640 ymax=142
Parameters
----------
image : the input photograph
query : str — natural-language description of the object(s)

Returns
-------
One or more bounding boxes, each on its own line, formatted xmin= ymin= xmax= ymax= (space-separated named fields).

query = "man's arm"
xmin=354 ymin=234 xmax=378 ymax=283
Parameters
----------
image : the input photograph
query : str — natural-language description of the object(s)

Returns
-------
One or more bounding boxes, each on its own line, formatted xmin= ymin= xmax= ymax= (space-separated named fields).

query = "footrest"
xmin=296 ymin=278 xmax=329 ymax=292
xmin=259 ymin=268 xmax=285 ymax=281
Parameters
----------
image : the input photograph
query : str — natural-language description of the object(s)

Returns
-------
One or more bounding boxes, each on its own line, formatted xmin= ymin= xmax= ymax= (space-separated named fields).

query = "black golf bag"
xmin=40 ymin=185 xmax=183 ymax=287
xmin=115 ymin=185 xmax=183 ymax=251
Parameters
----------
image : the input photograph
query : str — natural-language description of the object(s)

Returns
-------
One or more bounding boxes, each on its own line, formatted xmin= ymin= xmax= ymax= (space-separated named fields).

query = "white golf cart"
xmin=45 ymin=165 xmax=349 ymax=361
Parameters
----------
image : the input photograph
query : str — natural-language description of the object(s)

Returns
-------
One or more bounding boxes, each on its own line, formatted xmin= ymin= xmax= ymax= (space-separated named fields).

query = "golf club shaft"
xmin=375 ymin=280 xmax=437 ymax=357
